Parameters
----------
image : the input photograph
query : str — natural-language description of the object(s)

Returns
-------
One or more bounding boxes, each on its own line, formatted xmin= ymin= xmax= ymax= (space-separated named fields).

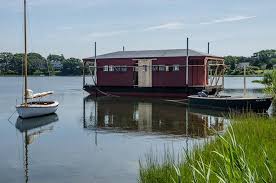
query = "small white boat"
xmin=16 ymin=101 xmax=59 ymax=119
xmin=16 ymin=0 xmax=59 ymax=119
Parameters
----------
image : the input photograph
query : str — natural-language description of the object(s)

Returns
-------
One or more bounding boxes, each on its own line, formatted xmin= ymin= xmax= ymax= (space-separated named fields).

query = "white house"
xmin=236 ymin=62 xmax=250 ymax=69
xmin=50 ymin=60 xmax=63 ymax=70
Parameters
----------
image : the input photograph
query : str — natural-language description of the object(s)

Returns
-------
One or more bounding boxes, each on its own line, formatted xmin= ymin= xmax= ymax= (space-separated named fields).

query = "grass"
xmin=139 ymin=114 xmax=276 ymax=183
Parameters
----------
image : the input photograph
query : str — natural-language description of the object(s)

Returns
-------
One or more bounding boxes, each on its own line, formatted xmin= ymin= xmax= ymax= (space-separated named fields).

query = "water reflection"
xmin=15 ymin=114 xmax=59 ymax=183
xmin=83 ymin=96 xmax=227 ymax=138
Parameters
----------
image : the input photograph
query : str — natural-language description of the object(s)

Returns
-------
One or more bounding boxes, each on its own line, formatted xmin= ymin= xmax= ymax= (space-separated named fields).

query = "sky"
xmin=0 ymin=0 xmax=275 ymax=59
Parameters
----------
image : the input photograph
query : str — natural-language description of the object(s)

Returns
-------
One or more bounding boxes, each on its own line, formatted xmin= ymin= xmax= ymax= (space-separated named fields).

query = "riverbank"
xmin=139 ymin=114 xmax=276 ymax=183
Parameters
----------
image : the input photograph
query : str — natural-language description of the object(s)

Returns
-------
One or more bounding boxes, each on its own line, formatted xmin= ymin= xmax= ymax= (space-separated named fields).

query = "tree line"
xmin=1 ymin=49 xmax=276 ymax=76
xmin=0 ymin=52 xmax=83 ymax=76
xmin=224 ymin=49 xmax=276 ymax=75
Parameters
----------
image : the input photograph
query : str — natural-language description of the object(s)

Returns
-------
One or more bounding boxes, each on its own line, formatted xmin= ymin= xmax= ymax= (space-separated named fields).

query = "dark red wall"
xmin=152 ymin=57 xmax=206 ymax=87
xmin=152 ymin=57 xmax=186 ymax=87
xmin=97 ymin=58 xmax=135 ymax=86
xmin=96 ymin=56 xmax=207 ymax=87
xmin=188 ymin=58 xmax=206 ymax=86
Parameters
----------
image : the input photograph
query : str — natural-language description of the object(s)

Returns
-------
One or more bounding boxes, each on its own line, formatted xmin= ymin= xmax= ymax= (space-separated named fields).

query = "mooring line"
xmin=8 ymin=109 xmax=17 ymax=126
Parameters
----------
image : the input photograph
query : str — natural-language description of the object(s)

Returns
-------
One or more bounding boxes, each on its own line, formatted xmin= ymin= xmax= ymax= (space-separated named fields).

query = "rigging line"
xmin=8 ymin=110 xmax=17 ymax=126
xmin=89 ymin=67 xmax=120 ymax=98
xmin=22 ymin=47 xmax=24 ymax=104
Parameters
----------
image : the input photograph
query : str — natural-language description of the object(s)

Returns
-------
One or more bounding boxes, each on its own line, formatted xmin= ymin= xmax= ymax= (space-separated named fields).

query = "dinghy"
xmin=188 ymin=95 xmax=273 ymax=112
xmin=16 ymin=0 xmax=59 ymax=119
xmin=188 ymin=66 xmax=273 ymax=112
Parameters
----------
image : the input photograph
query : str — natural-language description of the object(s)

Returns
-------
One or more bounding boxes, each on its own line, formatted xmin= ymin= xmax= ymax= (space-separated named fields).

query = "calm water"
xmin=0 ymin=76 xmax=271 ymax=183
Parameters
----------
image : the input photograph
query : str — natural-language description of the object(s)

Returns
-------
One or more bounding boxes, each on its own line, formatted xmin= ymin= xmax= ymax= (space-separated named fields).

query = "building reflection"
xmin=15 ymin=114 xmax=59 ymax=183
xmin=83 ymin=96 xmax=226 ymax=138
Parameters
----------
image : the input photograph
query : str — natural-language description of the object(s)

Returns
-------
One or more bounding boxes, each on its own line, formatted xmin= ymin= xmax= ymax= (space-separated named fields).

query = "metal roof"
xmin=83 ymin=49 xmax=219 ymax=60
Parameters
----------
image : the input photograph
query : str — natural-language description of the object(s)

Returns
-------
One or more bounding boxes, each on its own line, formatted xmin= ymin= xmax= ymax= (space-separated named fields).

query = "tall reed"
xmin=139 ymin=114 xmax=276 ymax=183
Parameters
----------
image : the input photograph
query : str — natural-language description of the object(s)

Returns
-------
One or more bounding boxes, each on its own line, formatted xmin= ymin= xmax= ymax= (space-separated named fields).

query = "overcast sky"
xmin=0 ymin=0 xmax=275 ymax=58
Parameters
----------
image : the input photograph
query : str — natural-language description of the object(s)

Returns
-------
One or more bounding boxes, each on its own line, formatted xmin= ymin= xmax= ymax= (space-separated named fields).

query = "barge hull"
xmin=83 ymin=85 xmax=218 ymax=98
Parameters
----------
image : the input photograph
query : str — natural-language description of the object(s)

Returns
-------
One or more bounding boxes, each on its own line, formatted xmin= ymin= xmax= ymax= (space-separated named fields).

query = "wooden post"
xmin=222 ymin=60 xmax=225 ymax=89
xmin=82 ymin=60 xmax=86 ymax=88
xmin=94 ymin=98 xmax=98 ymax=146
xmin=94 ymin=42 xmax=97 ymax=85
xmin=186 ymin=37 xmax=189 ymax=86
xmin=83 ymin=97 xmax=86 ymax=128
xmin=123 ymin=46 xmax=125 ymax=52
xmin=24 ymin=0 xmax=28 ymax=105
xmin=243 ymin=65 xmax=247 ymax=97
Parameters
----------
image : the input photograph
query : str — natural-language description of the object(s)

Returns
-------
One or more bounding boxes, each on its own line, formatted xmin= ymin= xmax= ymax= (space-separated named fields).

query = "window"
xmin=173 ymin=65 xmax=180 ymax=71
xmin=152 ymin=65 xmax=159 ymax=71
xmin=165 ymin=66 xmax=169 ymax=72
xmin=103 ymin=65 xmax=109 ymax=72
xmin=134 ymin=66 xmax=139 ymax=72
xmin=121 ymin=66 xmax=127 ymax=72
xmin=109 ymin=65 xmax=114 ymax=72
xmin=114 ymin=66 xmax=120 ymax=72
xmin=159 ymin=65 xmax=166 ymax=71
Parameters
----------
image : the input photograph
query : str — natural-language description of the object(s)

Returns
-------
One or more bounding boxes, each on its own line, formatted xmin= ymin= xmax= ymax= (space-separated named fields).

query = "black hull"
xmin=188 ymin=96 xmax=273 ymax=112
xmin=83 ymin=85 xmax=219 ymax=99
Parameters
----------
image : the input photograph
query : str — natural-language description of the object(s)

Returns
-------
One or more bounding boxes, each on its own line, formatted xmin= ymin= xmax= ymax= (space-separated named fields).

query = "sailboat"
xmin=16 ymin=0 xmax=59 ymax=119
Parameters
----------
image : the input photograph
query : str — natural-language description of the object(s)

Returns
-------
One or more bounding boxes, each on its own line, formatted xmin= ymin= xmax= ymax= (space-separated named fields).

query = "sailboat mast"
xmin=24 ymin=0 xmax=28 ymax=105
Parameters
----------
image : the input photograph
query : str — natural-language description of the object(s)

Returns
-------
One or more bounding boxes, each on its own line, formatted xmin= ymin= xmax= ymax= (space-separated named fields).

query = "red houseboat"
xmin=82 ymin=48 xmax=224 ymax=98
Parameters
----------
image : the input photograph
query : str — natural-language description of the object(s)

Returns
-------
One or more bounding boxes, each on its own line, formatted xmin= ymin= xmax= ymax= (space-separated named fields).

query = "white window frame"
xmin=159 ymin=65 xmax=166 ymax=71
xmin=121 ymin=65 xmax=127 ymax=72
xmin=152 ymin=65 xmax=159 ymax=71
xmin=114 ymin=65 xmax=120 ymax=72
xmin=103 ymin=65 xmax=109 ymax=72
xmin=173 ymin=65 xmax=180 ymax=71
xmin=109 ymin=65 xmax=114 ymax=72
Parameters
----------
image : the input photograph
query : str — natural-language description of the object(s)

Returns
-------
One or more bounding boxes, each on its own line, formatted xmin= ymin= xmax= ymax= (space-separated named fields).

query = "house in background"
xmin=50 ymin=60 xmax=63 ymax=70
xmin=82 ymin=49 xmax=224 ymax=98
xmin=236 ymin=62 xmax=250 ymax=69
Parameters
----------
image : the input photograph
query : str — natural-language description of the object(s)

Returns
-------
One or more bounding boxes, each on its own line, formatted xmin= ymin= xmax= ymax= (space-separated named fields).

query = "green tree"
xmin=47 ymin=54 xmax=65 ymax=63
xmin=10 ymin=53 xmax=24 ymax=75
xmin=263 ymin=70 xmax=276 ymax=98
xmin=0 ymin=52 xmax=14 ymax=74
xmin=27 ymin=53 xmax=47 ymax=75
xmin=60 ymin=58 xmax=82 ymax=75
xmin=252 ymin=49 xmax=276 ymax=67
xmin=266 ymin=62 xmax=273 ymax=69
xmin=224 ymin=56 xmax=239 ymax=74
xmin=270 ymin=58 xmax=276 ymax=65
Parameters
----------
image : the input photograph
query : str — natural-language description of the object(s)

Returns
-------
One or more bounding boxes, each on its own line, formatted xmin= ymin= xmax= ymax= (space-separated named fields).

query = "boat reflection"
xmin=83 ymin=96 xmax=227 ymax=138
xmin=15 ymin=114 xmax=59 ymax=183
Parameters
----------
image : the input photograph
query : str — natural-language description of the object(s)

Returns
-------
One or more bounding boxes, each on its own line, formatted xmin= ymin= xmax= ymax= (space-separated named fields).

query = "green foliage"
xmin=60 ymin=57 xmax=82 ymax=76
xmin=224 ymin=49 xmax=276 ymax=75
xmin=27 ymin=52 xmax=47 ymax=74
xmin=270 ymin=58 xmax=276 ymax=65
xmin=47 ymin=54 xmax=65 ymax=63
xmin=139 ymin=114 xmax=276 ymax=183
xmin=0 ymin=52 xmax=82 ymax=76
xmin=263 ymin=70 xmax=276 ymax=98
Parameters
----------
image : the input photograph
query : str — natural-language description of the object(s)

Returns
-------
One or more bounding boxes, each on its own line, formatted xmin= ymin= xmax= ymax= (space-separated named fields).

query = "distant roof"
xmin=83 ymin=49 xmax=220 ymax=60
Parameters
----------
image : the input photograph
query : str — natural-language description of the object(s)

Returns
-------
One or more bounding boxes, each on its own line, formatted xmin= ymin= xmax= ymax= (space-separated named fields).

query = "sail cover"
xmin=27 ymin=89 xmax=54 ymax=99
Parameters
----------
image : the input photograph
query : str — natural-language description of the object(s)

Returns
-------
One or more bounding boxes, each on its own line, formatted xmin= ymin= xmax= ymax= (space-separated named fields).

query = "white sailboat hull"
xmin=16 ymin=101 xmax=59 ymax=119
